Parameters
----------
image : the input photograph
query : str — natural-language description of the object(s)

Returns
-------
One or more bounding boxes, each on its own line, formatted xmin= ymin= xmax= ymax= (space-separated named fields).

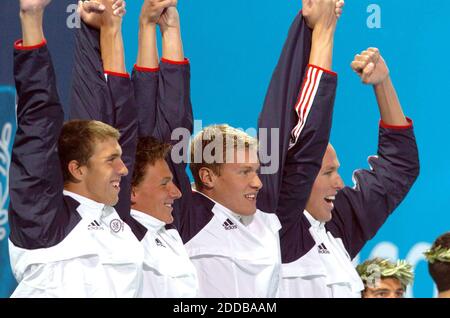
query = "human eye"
xmin=161 ymin=178 xmax=171 ymax=186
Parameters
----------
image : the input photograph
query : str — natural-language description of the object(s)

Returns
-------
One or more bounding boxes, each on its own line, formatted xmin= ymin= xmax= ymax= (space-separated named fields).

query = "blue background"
xmin=1 ymin=0 xmax=449 ymax=297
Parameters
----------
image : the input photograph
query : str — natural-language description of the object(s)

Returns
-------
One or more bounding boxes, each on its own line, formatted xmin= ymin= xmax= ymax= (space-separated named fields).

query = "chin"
xmin=322 ymin=212 xmax=333 ymax=223
xmin=238 ymin=207 xmax=257 ymax=216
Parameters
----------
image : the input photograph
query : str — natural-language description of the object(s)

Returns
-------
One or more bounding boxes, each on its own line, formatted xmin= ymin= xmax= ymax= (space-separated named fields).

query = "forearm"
xmin=309 ymin=25 xmax=335 ymax=70
xmin=100 ymin=26 xmax=126 ymax=74
xmin=137 ymin=22 xmax=159 ymax=68
xmin=161 ymin=26 xmax=184 ymax=61
xmin=20 ymin=10 xmax=45 ymax=46
xmin=373 ymin=76 xmax=408 ymax=126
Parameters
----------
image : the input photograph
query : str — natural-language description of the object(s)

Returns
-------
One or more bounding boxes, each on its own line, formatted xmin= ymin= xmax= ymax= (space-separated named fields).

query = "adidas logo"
xmin=222 ymin=218 xmax=238 ymax=230
xmin=318 ymin=243 xmax=330 ymax=254
xmin=155 ymin=238 xmax=166 ymax=248
xmin=88 ymin=220 xmax=104 ymax=231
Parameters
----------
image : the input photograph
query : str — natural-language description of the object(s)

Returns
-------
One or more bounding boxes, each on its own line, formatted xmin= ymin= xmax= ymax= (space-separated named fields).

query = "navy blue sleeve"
xmin=133 ymin=60 xmax=193 ymax=141
xmin=9 ymin=42 xmax=78 ymax=249
xmin=155 ymin=60 xmax=193 ymax=142
xmin=257 ymin=12 xmax=312 ymax=214
xmin=69 ymin=22 xmax=146 ymax=240
xmin=256 ymin=12 xmax=338 ymax=263
xmin=326 ymin=121 xmax=420 ymax=259
xmin=277 ymin=70 xmax=337 ymax=263
xmin=131 ymin=67 xmax=159 ymax=138
xmin=132 ymin=59 xmax=193 ymax=231
xmin=69 ymin=22 xmax=113 ymax=124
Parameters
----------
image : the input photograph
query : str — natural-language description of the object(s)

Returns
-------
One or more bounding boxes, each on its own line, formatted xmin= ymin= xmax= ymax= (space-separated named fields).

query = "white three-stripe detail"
xmin=289 ymin=66 xmax=323 ymax=149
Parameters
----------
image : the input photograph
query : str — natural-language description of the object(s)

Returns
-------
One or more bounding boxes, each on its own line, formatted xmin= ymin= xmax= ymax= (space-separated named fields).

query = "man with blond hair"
xmin=171 ymin=0 xmax=344 ymax=297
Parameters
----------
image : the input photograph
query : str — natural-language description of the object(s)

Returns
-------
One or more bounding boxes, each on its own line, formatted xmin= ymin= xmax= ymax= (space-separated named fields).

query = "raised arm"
xmin=131 ymin=1 xmax=192 ymax=229
xmin=69 ymin=0 xmax=146 ymax=239
xmin=257 ymin=0 xmax=342 ymax=213
xmin=257 ymin=0 xmax=343 ymax=263
xmin=9 ymin=0 xmax=68 ymax=249
xmin=132 ymin=0 xmax=192 ymax=140
xmin=132 ymin=0 xmax=166 ymax=137
xmin=326 ymin=48 xmax=420 ymax=258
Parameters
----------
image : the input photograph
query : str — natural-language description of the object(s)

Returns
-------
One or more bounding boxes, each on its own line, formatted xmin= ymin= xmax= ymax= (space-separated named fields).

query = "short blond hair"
xmin=59 ymin=120 xmax=120 ymax=183
xmin=189 ymin=124 xmax=257 ymax=190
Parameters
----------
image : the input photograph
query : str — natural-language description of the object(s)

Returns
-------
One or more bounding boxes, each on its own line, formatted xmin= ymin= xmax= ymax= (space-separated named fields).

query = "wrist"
xmin=312 ymin=23 xmax=335 ymax=39
xmin=139 ymin=17 xmax=158 ymax=28
xmin=20 ymin=10 xmax=44 ymax=21
xmin=160 ymin=24 xmax=181 ymax=36
xmin=374 ymin=74 xmax=391 ymax=89
xmin=101 ymin=25 xmax=122 ymax=36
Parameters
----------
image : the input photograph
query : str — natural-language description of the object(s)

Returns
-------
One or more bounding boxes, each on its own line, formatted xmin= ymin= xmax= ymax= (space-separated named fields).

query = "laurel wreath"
xmin=424 ymin=245 xmax=450 ymax=264
xmin=356 ymin=258 xmax=414 ymax=289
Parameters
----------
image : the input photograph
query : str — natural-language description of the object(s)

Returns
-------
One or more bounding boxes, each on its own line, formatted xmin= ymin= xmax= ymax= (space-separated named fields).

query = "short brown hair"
xmin=58 ymin=120 xmax=120 ymax=183
xmin=428 ymin=232 xmax=450 ymax=292
xmin=132 ymin=136 xmax=171 ymax=187
xmin=189 ymin=124 xmax=257 ymax=191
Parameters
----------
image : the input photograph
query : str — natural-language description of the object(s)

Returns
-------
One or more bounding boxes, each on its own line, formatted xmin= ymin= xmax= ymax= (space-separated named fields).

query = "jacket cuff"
xmin=380 ymin=117 xmax=413 ymax=130
xmin=104 ymin=70 xmax=130 ymax=79
xmin=161 ymin=58 xmax=190 ymax=65
xmin=14 ymin=39 xmax=47 ymax=50
xmin=134 ymin=64 xmax=160 ymax=73
xmin=307 ymin=64 xmax=337 ymax=77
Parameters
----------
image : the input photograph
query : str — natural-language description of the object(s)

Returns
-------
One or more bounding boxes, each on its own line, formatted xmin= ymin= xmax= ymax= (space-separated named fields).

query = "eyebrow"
xmin=105 ymin=153 xmax=121 ymax=160
xmin=324 ymin=164 xmax=339 ymax=171
xmin=373 ymin=289 xmax=391 ymax=293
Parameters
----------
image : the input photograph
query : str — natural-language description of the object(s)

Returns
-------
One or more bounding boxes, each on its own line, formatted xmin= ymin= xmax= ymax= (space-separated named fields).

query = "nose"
xmin=334 ymin=173 xmax=344 ymax=190
xmin=250 ymin=174 xmax=263 ymax=191
xmin=170 ymin=183 xmax=182 ymax=199
xmin=117 ymin=159 xmax=128 ymax=176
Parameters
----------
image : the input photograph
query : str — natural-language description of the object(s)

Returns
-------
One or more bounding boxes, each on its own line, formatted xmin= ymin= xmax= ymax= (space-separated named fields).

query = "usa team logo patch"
xmin=110 ymin=219 xmax=124 ymax=233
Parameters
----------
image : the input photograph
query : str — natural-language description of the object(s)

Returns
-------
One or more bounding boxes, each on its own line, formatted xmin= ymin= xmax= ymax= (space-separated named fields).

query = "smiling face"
xmin=81 ymin=137 xmax=128 ymax=206
xmin=203 ymin=148 xmax=262 ymax=216
xmin=363 ymin=278 xmax=405 ymax=298
xmin=131 ymin=159 xmax=182 ymax=224
xmin=306 ymin=144 xmax=344 ymax=222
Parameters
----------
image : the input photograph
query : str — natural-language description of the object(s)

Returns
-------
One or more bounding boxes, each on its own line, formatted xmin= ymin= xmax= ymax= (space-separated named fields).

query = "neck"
xmin=438 ymin=290 xmax=450 ymax=298
xmin=64 ymin=183 xmax=92 ymax=202
xmin=131 ymin=204 xmax=165 ymax=223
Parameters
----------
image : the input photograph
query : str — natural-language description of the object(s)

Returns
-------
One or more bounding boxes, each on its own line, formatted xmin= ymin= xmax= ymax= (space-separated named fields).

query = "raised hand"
xmin=351 ymin=48 xmax=390 ymax=85
xmin=78 ymin=0 xmax=126 ymax=29
xmin=158 ymin=6 xmax=180 ymax=32
xmin=335 ymin=0 xmax=344 ymax=19
xmin=140 ymin=0 xmax=177 ymax=25
xmin=302 ymin=0 xmax=345 ymax=29
xmin=19 ymin=0 xmax=51 ymax=13
xmin=94 ymin=0 xmax=124 ymax=29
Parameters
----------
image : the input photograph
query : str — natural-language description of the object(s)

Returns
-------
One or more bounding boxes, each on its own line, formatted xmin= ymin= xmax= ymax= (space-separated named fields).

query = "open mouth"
xmin=324 ymin=195 xmax=335 ymax=208
xmin=111 ymin=180 xmax=121 ymax=191
xmin=164 ymin=202 xmax=174 ymax=209
xmin=244 ymin=193 xmax=257 ymax=202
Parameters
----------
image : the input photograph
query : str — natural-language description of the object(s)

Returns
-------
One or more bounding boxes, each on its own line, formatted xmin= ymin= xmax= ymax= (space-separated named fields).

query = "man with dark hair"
xmin=74 ymin=0 xmax=198 ymax=297
xmin=425 ymin=232 xmax=450 ymax=298
xmin=356 ymin=258 xmax=413 ymax=298
xmin=8 ymin=0 xmax=144 ymax=297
